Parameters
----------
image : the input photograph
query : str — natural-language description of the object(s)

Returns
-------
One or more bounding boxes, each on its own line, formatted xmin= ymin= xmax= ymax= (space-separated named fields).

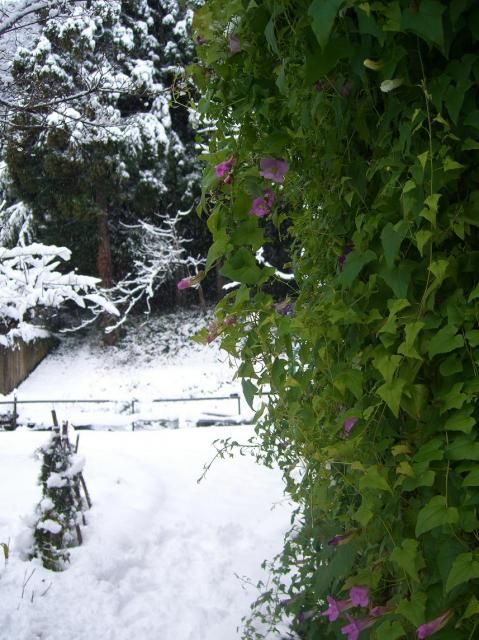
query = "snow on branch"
xmin=0 ymin=243 xmax=118 ymax=348
xmin=105 ymin=212 xmax=203 ymax=332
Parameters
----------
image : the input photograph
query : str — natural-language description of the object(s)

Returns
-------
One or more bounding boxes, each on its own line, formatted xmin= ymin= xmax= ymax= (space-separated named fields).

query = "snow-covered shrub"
xmin=32 ymin=426 xmax=88 ymax=572
xmin=0 ymin=243 xmax=118 ymax=347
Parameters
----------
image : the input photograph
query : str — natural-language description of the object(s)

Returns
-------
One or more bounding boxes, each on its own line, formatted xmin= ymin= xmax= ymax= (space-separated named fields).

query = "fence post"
xmin=12 ymin=392 xmax=17 ymax=430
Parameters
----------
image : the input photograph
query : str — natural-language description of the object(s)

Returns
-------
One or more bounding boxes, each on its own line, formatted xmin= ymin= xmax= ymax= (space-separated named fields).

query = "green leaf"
xmin=444 ymin=407 xmax=475 ymax=434
xmin=221 ymin=248 xmax=272 ymax=285
xmin=415 ymin=230 xmax=433 ymax=256
xmin=375 ymin=620 xmax=406 ymax=640
xmin=377 ymin=378 xmax=406 ymax=417
xmin=446 ymin=553 xmax=479 ymax=593
xmin=308 ymin=0 xmax=344 ymax=48
xmin=398 ymin=321 xmax=425 ymax=360
xmin=428 ymin=324 xmax=464 ymax=358
xmin=463 ymin=468 xmax=479 ymax=487
xmin=373 ymin=353 xmax=402 ymax=383
xmin=338 ymin=249 xmax=376 ymax=287
xmin=462 ymin=596 xmax=479 ymax=620
xmin=446 ymin=436 xmax=479 ymax=461
xmin=401 ymin=0 xmax=446 ymax=50
xmin=264 ymin=18 xmax=279 ymax=54
xmin=396 ymin=591 xmax=427 ymax=626
xmin=390 ymin=539 xmax=425 ymax=582
xmin=381 ymin=222 xmax=407 ymax=268
xmin=359 ymin=465 xmax=391 ymax=493
xmin=416 ymin=496 xmax=459 ymax=536
xmin=242 ymin=379 xmax=257 ymax=410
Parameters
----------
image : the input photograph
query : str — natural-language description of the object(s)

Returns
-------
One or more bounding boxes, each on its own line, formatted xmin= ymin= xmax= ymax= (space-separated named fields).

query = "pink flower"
xmin=350 ymin=587 xmax=369 ymax=608
xmin=215 ymin=156 xmax=235 ymax=179
xmin=250 ymin=189 xmax=275 ymax=217
xmin=342 ymin=417 xmax=358 ymax=437
xmin=228 ymin=35 xmax=241 ymax=53
xmin=259 ymin=157 xmax=289 ymax=183
xmin=177 ymin=277 xmax=194 ymax=290
xmin=416 ymin=611 xmax=453 ymax=639
xmin=321 ymin=596 xmax=352 ymax=622
xmin=207 ymin=323 xmax=219 ymax=343
xmin=341 ymin=615 xmax=375 ymax=640
xmin=328 ymin=532 xmax=355 ymax=546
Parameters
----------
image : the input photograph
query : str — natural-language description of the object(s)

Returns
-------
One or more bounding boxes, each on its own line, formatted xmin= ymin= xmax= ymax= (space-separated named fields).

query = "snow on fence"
xmin=0 ymin=393 xmax=244 ymax=431
xmin=0 ymin=338 xmax=55 ymax=395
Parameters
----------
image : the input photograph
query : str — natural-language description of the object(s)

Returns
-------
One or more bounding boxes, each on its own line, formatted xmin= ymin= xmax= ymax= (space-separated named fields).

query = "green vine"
xmin=191 ymin=1 xmax=479 ymax=638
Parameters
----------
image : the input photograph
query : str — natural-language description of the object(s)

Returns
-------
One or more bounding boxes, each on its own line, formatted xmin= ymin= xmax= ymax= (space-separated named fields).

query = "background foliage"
xmin=192 ymin=1 xmax=479 ymax=638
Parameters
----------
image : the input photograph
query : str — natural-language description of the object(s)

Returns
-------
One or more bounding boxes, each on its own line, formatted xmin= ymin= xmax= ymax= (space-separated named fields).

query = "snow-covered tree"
xmin=5 ymin=0 xmax=202 ymax=301
xmin=0 ymin=243 xmax=118 ymax=347
xmin=32 ymin=424 xmax=88 ymax=572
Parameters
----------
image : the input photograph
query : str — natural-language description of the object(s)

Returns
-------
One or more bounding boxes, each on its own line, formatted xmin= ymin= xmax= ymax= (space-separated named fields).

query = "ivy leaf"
xmin=308 ymin=0 xmax=345 ymax=48
xmin=446 ymin=553 xmax=479 ymax=593
xmin=446 ymin=435 xmax=479 ymax=461
xmin=415 ymin=496 xmax=459 ymax=536
xmin=428 ymin=324 xmax=464 ymax=358
xmin=390 ymin=539 xmax=425 ymax=582
xmin=377 ymin=378 xmax=406 ymax=417
xmin=221 ymin=248 xmax=273 ymax=285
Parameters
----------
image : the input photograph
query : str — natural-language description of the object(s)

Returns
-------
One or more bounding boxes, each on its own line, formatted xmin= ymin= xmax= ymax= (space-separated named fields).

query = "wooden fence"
xmin=0 ymin=338 xmax=55 ymax=395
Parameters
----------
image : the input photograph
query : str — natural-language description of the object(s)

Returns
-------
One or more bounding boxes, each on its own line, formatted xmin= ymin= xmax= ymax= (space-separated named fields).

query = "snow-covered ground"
xmin=2 ymin=310 xmax=253 ymax=429
xmin=0 ymin=310 xmax=292 ymax=640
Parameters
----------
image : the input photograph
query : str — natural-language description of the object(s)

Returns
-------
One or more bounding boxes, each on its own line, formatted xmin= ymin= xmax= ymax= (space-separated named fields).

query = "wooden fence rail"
xmin=0 ymin=339 xmax=55 ymax=395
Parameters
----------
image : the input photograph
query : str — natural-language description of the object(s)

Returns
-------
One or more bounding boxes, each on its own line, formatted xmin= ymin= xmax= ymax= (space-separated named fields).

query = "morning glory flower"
xmin=416 ymin=611 xmax=453 ymax=639
xmin=341 ymin=615 xmax=375 ymax=640
xmin=338 ymin=244 xmax=353 ymax=271
xmin=328 ymin=532 xmax=355 ymax=546
xmin=350 ymin=586 xmax=369 ymax=608
xmin=321 ymin=596 xmax=352 ymax=622
xmin=215 ymin=156 xmax=235 ymax=179
xmin=177 ymin=277 xmax=194 ymax=290
xmin=259 ymin=157 xmax=289 ymax=183
xmin=342 ymin=417 xmax=358 ymax=437
xmin=250 ymin=189 xmax=275 ymax=217
xmin=228 ymin=35 xmax=241 ymax=53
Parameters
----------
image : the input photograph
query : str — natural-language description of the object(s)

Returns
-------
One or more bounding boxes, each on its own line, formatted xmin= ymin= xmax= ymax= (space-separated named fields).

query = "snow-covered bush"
xmin=32 ymin=426 xmax=88 ymax=572
xmin=0 ymin=243 xmax=118 ymax=347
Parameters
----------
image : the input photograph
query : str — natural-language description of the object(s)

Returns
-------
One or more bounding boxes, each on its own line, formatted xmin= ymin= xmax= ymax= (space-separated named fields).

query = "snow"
xmin=0 ymin=426 xmax=291 ymax=640
xmin=0 ymin=309 xmax=292 ymax=638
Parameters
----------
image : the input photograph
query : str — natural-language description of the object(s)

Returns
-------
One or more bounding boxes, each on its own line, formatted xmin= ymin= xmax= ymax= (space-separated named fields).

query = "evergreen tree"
xmin=4 ymin=1 xmax=202 ymax=310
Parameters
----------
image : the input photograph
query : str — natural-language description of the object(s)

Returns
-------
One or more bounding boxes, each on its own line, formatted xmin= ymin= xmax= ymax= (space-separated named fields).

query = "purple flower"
xmin=259 ymin=157 xmax=289 ymax=183
xmin=321 ymin=596 xmax=352 ymax=623
xmin=350 ymin=586 xmax=369 ymax=608
xmin=416 ymin=611 xmax=453 ymax=639
xmin=315 ymin=80 xmax=324 ymax=92
xmin=369 ymin=606 xmax=390 ymax=618
xmin=224 ymin=315 xmax=236 ymax=326
xmin=195 ymin=35 xmax=206 ymax=45
xmin=273 ymin=300 xmax=294 ymax=316
xmin=228 ymin=35 xmax=241 ymax=53
xmin=338 ymin=244 xmax=353 ymax=271
xmin=215 ymin=156 xmax=235 ymax=179
xmin=328 ymin=532 xmax=355 ymax=546
xmin=250 ymin=189 xmax=275 ymax=218
xmin=207 ymin=323 xmax=219 ymax=344
xmin=341 ymin=615 xmax=375 ymax=640
xmin=342 ymin=417 xmax=358 ymax=437
xmin=340 ymin=80 xmax=353 ymax=97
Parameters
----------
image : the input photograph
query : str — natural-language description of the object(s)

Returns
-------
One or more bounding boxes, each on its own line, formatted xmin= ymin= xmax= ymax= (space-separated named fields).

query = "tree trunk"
xmin=95 ymin=195 xmax=117 ymax=345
